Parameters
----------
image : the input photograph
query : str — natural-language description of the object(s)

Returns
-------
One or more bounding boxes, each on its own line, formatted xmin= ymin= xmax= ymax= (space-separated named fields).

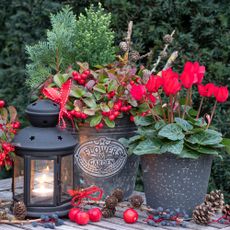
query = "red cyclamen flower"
xmin=180 ymin=61 xmax=205 ymax=89
xmin=198 ymin=83 xmax=217 ymax=97
xmin=162 ymin=69 xmax=181 ymax=96
xmin=146 ymin=75 xmax=163 ymax=93
xmin=214 ymin=86 xmax=229 ymax=103
xmin=130 ymin=84 xmax=146 ymax=101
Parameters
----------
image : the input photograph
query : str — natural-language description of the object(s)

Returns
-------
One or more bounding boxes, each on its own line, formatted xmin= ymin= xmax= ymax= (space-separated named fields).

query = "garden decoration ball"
xmin=123 ymin=208 xmax=138 ymax=224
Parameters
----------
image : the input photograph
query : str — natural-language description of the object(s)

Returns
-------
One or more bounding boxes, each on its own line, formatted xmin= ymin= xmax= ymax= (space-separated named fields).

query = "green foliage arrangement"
xmin=26 ymin=4 xmax=115 ymax=89
xmin=26 ymin=7 xmax=77 ymax=88
xmin=75 ymin=3 xmax=115 ymax=67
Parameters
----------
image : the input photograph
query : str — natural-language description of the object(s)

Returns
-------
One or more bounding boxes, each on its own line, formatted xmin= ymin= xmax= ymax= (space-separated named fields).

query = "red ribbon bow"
xmin=42 ymin=79 xmax=73 ymax=129
xmin=68 ymin=186 xmax=104 ymax=207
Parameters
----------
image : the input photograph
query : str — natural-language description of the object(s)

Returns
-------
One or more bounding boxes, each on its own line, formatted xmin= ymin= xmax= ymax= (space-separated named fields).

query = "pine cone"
xmin=102 ymin=207 xmax=116 ymax=218
xmin=204 ymin=190 xmax=224 ymax=211
xmin=111 ymin=188 xmax=124 ymax=202
xmin=130 ymin=195 xmax=144 ymax=208
xmin=105 ymin=196 xmax=118 ymax=209
xmin=192 ymin=203 xmax=214 ymax=225
xmin=129 ymin=50 xmax=140 ymax=62
xmin=160 ymin=51 xmax=168 ymax=59
xmin=13 ymin=201 xmax=27 ymax=220
xmin=0 ymin=210 xmax=7 ymax=220
xmin=222 ymin=204 xmax=230 ymax=218
xmin=119 ymin=41 xmax=128 ymax=52
xmin=163 ymin=34 xmax=173 ymax=44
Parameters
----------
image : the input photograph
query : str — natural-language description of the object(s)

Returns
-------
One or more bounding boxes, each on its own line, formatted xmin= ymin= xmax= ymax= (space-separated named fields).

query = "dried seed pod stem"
xmin=125 ymin=21 xmax=133 ymax=56
xmin=151 ymin=29 xmax=175 ymax=73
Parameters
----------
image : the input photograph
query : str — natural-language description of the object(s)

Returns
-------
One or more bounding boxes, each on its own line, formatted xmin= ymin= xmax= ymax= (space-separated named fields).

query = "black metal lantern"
xmin=12 ymin=100 xmax=77 ymax=217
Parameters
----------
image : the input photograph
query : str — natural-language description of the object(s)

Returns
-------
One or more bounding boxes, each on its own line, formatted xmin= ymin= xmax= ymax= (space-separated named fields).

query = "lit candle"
xmin=32 ymin=165 xmax=54 ymax=197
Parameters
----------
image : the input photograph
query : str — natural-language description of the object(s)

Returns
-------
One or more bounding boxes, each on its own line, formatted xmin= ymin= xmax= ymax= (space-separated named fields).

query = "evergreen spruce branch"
xmin=151 ymin=30 xmax=175 ymax=73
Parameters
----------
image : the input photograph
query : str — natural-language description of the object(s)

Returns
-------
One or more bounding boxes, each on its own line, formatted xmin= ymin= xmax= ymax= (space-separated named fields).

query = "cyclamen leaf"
xmin=221 ymin=138 xmax=230 ymax=154
xmin=134 ymin=116 xmax=154 ymax=126
xmin=118 ymin=138 xmax=129 ymax=148
xmin=186 ymin=129 xmax=222 ymax=146
xmin=175 ymin=117 xmax=193 ymax=131
xmin=133 ymin=139 xmax=161 ymax=155
xmin=158 ymin=124 xmax=185 ymax=141
xmin=180 ymin=147 xmax=200 ymax=159
xmin=160 ymin=140 xmax=184 ymax=155
xmin=154 ymin=120 xmax=166 ymax=130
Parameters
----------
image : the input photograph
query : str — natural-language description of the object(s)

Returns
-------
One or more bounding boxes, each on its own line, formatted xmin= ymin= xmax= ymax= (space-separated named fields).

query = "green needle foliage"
xmin=26 ymin=7 xmax=77 ymax=88
xmin=75 ymin=3 xmax=115 ymax=67
xmin=26 ymin=4 xmax=115 ymax=89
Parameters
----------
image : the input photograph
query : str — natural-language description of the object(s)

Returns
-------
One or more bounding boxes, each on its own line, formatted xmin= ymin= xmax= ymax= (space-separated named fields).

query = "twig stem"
xmin=207 ymin=101 xmax=217 ymax=129
xmin=151 ymin=30 xmax=175 ymax=73
xmin=196 ymin=97 xmax=204 ymax=120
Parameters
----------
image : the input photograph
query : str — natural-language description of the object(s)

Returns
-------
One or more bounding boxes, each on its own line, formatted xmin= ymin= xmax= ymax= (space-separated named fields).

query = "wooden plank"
xmin=0 ymin=178 xmax=12 ymax=191
xmin=65 ymin=219 xmax=114 ymax=230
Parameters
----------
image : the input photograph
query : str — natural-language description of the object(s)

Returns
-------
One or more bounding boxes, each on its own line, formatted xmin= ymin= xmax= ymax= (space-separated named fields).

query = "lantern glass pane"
xmin=30 ymin=159 xmax=54 ymax=204
xmin=61 ymin=155 xmax=73 ymax=202
xmin=14 ymin=156 xmax=24 ymax=200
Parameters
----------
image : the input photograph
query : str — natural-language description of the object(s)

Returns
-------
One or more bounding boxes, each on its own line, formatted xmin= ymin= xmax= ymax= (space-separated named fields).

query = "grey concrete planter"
xmin=141 ymin=153 xmax=213 ymax=216
xmin=74 ymin=116 xmax=139 ymax=199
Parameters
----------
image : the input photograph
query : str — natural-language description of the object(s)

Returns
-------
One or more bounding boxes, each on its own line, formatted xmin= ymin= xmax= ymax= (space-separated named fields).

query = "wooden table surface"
xmin=0 ymin=178 xmax=229 ymax=230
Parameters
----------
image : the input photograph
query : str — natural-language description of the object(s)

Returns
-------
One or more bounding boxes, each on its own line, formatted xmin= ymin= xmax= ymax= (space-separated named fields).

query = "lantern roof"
xmin=13 ymin=126 xmax=76 ymax=152
xmin=12 ymin=99 xmax=77 ymax=153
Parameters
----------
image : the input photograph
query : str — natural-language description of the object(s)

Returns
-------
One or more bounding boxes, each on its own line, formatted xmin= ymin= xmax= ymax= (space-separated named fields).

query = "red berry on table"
xmin=12 ymin=121 xmax=21 ymax=129
xmin=68 ymin=208 xmax=80 ymax=222
xmin=75 ymin=211 xmax=90 ymax=225
xmin=72 ymin=71 xmax=79 ymax=77
xmin=123 ymin=208 xmax=138 ymax=224
xmin=0 ymin=100 xmax=5 ymax=108
xmin=88 ymin=208 xmax=102 ymax=222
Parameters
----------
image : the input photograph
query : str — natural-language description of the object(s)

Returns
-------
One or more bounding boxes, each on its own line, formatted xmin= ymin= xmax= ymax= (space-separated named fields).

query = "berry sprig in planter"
xmin=0 ymin=100 xmax=20 ymax=170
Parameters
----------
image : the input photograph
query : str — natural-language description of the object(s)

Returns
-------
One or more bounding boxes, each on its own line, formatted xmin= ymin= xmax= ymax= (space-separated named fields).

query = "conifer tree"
xmin=25 ymin=4 xmax=115 ymax=89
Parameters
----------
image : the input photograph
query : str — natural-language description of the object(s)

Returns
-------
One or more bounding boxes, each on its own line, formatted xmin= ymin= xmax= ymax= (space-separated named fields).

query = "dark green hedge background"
xmin=0 ymin=0 xmax=229 ymax=200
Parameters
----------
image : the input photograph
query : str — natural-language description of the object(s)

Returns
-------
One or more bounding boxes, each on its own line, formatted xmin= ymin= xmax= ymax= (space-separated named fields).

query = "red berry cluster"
xmin=102 ymin=100 xmax=132 ymax=121
xmin=106 ymin=91 xmax=115 ymax=99
xmin=72 ymin=70 xmax=90 ymax=85
xmin=0 ymin=100 xmax=20 ymax=169
xmin=70 ymin=110 xmax=88 ymax=119
xmin=69 ymin=207 xmax=102 ymax=225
